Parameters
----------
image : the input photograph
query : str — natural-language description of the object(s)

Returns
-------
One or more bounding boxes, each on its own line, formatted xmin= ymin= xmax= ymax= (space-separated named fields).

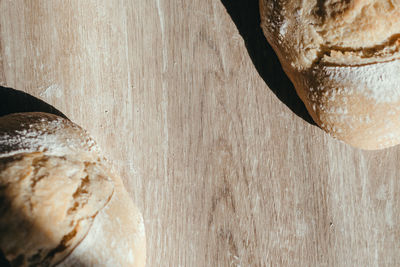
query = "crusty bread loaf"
xmin=260 ymin=0 xmax=400 ymax=150
xmin=0 ymin=112 xmax=146 ymax=267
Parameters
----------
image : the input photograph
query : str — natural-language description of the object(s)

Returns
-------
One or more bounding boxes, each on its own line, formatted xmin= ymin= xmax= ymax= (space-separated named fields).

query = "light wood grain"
xmin=1 ymin=0 xmax=400 ymax=266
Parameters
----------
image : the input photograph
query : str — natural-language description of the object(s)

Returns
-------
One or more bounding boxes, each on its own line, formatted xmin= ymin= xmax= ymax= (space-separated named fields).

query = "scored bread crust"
xmin=58 ymin=174 xmax=146 ymax=267
xmin=0 ymin=112 xmax=145 ymax=266
xmin=260 ymin=0 xmax=400 ymax=149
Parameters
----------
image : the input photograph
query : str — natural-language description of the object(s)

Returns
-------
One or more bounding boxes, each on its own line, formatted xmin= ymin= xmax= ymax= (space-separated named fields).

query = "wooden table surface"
xmin=1 ymin=1 xmax=399 ymax=266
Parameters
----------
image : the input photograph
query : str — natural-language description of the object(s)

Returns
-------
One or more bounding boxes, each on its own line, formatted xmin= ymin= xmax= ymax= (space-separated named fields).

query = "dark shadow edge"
xmin=220 ymin=0 xmax=316 ymax=125
xmin=0 ymin=86 xmax=67 ymax=119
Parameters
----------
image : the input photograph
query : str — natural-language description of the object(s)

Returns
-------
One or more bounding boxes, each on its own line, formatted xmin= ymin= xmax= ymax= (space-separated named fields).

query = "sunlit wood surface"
xmin=1 ymin=1 xmax=399 ymax=266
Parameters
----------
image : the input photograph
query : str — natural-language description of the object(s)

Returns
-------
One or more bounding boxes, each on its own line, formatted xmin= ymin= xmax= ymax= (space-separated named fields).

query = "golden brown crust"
xmin=58 ymin=178 xmax=146 ymax=267
xmin=0 ymin=152 xmax=114 ymax=266
xmin=0 ymin=112 xmax=146 ymax=266
xmin=260 ymin=0 xmax=400 ymax=149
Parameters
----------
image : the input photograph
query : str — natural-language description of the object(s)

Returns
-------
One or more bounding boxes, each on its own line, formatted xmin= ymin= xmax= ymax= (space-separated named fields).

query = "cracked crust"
xmin=0 ymin=113 xmax=146 ymax=266
xmin=260 ymin=0 xmax=400 ymax=149
xmin=0 ymin=153 xmax=114 ymax=267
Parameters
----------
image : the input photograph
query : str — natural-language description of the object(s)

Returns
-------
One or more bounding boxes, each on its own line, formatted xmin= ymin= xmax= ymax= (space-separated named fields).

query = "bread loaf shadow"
xmin=0 ymin=86 xmax=66 ymax=119
xmin=0 ymin=250 xmax=11 ymax=267
xmin=220 ymin=0 xmax=316 ymax=126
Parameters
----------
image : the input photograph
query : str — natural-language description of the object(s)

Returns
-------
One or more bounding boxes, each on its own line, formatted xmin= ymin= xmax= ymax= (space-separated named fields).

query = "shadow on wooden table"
xmin=220 ymin=0 xmax=316 ymax=126
xmin=0 ymin=251 xmax=10 ymax=267
xmin=0 ymin=86 xmax=67 ymax=118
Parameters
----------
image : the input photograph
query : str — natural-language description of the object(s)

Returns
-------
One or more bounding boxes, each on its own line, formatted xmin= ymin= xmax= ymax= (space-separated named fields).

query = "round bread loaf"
xmin=0 ymin=112 xmax=146 ymax=267
xmin=260 ymin=0 xmax=400 ymax=150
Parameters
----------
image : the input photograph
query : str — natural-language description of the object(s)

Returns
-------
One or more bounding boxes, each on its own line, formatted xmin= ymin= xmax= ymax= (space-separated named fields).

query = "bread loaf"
xmin=0 ymin=112 xmax=146 ymax=267
xmin=260 ymin=0 xmax=400 ymax=150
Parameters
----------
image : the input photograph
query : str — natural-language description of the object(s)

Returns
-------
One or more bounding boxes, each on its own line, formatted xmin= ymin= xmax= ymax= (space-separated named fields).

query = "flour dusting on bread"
xmin=260 ymin=0 xmax=400 ymax=149
xmin=0 ymin=112 xmax=146 ymax=266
